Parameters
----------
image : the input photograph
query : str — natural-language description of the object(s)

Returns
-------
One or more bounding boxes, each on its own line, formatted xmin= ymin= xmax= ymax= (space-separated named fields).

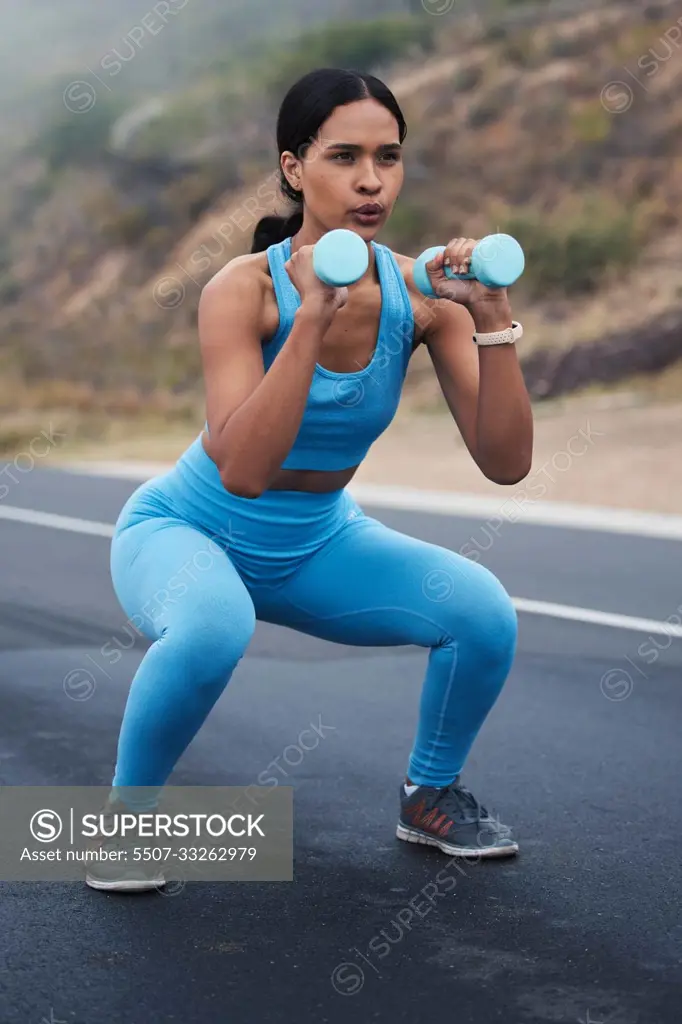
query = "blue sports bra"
xmin=260 ymin=235 xmax=416 ymax=471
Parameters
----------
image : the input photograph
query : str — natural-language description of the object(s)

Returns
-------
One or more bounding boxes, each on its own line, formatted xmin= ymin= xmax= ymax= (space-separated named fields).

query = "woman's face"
xmin=282 ymin=98 xmax=404 ymax=239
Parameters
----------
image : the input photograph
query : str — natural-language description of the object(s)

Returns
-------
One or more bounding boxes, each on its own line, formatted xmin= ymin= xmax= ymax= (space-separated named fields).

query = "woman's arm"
xmin=424 ymin=296 xmax=533 ymax=485
xmin=406 ymin=234 xmax=533 ymax=485
xmin=199 ymin=260 xmax=337 ymax=498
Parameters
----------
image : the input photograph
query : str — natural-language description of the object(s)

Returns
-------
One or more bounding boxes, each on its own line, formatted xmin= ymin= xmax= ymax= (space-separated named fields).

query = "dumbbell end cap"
xmin=475 ymin=233 xmax=525 ymax=287
xmin=313 ymin=229 xmax=369 ymax=286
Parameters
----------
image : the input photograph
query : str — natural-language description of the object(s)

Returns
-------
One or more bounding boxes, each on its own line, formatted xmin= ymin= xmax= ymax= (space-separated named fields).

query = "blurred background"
xmin=1 ymin=0 xmax=681 ymax=512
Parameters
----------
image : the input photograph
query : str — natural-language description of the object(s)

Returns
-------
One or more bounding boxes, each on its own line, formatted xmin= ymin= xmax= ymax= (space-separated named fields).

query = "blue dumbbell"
xmin=312 ymin=229 xmax=369 ymax=287
xmin=413 ymin=233 xmax=525 ymax=297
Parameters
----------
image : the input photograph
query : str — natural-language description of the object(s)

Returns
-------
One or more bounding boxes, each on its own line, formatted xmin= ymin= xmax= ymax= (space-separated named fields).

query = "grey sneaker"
xmin=396 ymin=775 xmax=518 ymax=858
xmin=84 ymin=796 xmax=166 ymax=893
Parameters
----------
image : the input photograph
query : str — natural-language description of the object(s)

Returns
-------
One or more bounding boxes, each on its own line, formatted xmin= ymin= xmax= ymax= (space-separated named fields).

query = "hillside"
xmin=0 ymin=0 xmax=414 ymax=155
xmin=1 ymin=0 xmax=681 ymax=453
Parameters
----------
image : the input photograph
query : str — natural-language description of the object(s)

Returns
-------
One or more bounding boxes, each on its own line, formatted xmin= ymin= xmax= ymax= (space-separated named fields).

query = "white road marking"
xmin=349 ymin=484 xmax=682 ymax=542
xmin=0 ymin=504 xmax=113 ymax=537
xmin=59 ymin=461 xmax=682 ymax=542
xmin=62 ymin=461 xmax=171 ymax=481
xmin=1 ymin=503 xmax=679 ymax=639
xmin=512 ymin=598 xmax=682 ymax=639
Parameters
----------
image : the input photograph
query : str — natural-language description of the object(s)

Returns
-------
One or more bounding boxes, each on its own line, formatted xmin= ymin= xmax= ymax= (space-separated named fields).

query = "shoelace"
xmin=95 ymin=807 xmax=140 ymax=853
xmin=435 ymin=780 xmax=490 ymax=824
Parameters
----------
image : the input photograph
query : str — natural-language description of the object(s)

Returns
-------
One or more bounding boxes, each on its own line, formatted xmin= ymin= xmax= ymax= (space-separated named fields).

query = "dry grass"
xmin=32 ymin=367 xmax=682 ymax=517
xmin=2 ymin=0 xmax=682 ymax=451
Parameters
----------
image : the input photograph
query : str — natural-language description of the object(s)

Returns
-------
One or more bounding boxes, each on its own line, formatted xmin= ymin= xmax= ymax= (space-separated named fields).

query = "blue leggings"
xmin=108 ymin=439 xmax=517 ymax=806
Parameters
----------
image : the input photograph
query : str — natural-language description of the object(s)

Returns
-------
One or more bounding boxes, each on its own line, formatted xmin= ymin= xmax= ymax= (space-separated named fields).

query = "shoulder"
xmin=389 ymin=249 xmax=420 ymax=296
xmin=387 ymin=248 xmax=472 ymax=345
xmin=198 ymin=250 xmax=279 ymax=341
xmin=200 ymin=250 xmax=270 ymax=302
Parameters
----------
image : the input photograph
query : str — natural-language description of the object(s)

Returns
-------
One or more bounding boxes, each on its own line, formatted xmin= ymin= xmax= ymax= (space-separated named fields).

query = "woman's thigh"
xmin=110 ymin=516 xmax=256 ymax=643
xmin=253 ymin=516 xmax=516 ymax=651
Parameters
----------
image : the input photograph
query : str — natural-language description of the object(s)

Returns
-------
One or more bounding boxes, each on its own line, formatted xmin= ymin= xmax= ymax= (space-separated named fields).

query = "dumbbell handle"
xmin=413 ymin=233 xmax=525 ymax=297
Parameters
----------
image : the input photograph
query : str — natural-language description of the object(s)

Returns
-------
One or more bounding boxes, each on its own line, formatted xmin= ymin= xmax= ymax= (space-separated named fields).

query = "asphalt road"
xmin=1 ymin=464 xmax=681 ymax=1024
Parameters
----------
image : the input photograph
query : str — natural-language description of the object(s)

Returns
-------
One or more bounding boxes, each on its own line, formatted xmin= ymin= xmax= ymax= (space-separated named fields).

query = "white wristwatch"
xmin=473 ymin=320 xmax=523 ymax=346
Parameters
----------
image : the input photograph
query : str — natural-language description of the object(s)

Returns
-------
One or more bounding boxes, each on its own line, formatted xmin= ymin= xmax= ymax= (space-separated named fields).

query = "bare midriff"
xmin=266 ymin=465 xmax=360 ymax=492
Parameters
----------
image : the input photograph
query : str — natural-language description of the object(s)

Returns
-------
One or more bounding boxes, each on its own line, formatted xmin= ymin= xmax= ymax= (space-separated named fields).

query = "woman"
xmin=87 ymin=67 xmax=533 ymax=892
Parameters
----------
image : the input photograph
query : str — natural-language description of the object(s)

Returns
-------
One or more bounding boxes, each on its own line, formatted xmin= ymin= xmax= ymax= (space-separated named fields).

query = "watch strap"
xmin=473 ymin=320 xmax=523 ymax=346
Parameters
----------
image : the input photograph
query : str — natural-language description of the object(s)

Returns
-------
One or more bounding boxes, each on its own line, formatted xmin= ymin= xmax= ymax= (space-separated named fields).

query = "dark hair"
xmin=251 ymin=67 xmax=407 ymax=253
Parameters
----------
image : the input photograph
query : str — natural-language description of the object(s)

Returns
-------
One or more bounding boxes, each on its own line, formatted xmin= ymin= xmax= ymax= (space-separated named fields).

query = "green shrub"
xmin=453 ymin=65 xmax=483 ymax=93
xmin=162 ymin=167 xmax=228 ymax=223
xmin=500 ymin=198 xmax=643 ymax=297
xmin=382 ymin=199 xmax=431 ymax=250
xmin=546 ymin=34 xmax=587 ymax=59
xmin=501 ymin=31 xmax=544 ymax=69
xmin=570 ymin=100 xmax=612 ymax=144
xmin=264 ymin=17 xmax=435 ymax=95
xmin=0 ymin=273 xmax=21 ymax=303
xmin=122 ymin=101 xmax=211 ymax=160
xmin=483 ymin=24 xmax=509 ymax=43
xmin=608 ymin=22 xmax=670 ymax=69
xmin=102 ymin=205 xmax=153 ymax=246
xmin=467 ymin=85 xmax=511 ymax=129
xmin=17 ymin=173 xmax=55 ymax=210
xmin=467 ymin=101 xmax=501 ymax=130
xmin=31 ymin=93 xmax=126 ymax=170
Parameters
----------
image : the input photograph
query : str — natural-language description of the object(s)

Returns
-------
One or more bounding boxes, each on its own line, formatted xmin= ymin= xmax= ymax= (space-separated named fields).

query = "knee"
xmin=162 ymin=599 xmax=256 ymax=684
xmin=479 ymin=578 xmax=517 ymax=669
xmin=440 ymin=560 xmax=517 ymax=668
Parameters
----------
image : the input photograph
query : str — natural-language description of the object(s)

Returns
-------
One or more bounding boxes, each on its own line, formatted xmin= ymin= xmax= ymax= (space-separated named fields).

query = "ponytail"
xmin=251 ymin=207 xmax=303 ymax=254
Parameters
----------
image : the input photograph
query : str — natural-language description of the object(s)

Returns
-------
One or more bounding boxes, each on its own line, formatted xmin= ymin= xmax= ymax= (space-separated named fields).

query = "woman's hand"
xmin=424 ymin=236 xmax=510 ymax=309
xmin=284 ymin=244 xmax=348 ymax=317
